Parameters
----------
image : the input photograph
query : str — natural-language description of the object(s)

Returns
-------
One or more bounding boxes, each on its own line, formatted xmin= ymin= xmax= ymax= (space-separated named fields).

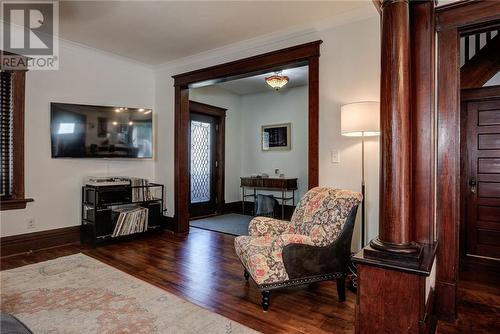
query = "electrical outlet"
xmin=27 ymin=219 xmax=35 ymax=229
xmin=331 ymin=150 xmax=340 ymax=163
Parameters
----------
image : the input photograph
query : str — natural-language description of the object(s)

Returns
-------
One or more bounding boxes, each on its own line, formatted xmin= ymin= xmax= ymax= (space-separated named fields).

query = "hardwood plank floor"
xmin=0 ymin=228 xmax=355 ymax=334
xmin=3 ymin=228 xmax=498 ymax=333
xmin=436 ymin=258 xmax=500 ymax=333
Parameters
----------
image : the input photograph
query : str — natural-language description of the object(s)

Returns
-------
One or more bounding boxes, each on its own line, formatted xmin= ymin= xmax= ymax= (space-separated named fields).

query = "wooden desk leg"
xmin=253 ymin=188 xmax=256 ymax=216
xmin=242 ymin=187 xmax=245 ymax=215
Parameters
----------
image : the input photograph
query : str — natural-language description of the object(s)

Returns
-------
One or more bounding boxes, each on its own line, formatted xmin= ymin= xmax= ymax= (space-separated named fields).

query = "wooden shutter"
xmin=0 ymin=71 xmax=13 ymax=198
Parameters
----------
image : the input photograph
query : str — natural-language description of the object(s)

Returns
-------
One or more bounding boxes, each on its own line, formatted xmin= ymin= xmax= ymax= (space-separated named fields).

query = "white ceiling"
xmin=217 ymin=65 xmax=308 ymax=95
xmin=59 ymin=1 xmax=370 ymax=65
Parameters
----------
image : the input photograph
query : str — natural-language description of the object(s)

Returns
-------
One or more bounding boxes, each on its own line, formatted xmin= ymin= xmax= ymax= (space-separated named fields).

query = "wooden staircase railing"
xmin=461 ymin=29 xmax=500 ymax=88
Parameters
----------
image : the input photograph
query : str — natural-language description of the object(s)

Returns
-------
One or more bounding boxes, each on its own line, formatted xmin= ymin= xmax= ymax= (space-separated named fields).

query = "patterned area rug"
xmin=0 ymin=253 xmax=258 ymax=334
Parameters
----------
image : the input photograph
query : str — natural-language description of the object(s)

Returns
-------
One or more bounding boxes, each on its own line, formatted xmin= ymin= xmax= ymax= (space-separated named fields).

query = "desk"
xmin=240 ymin=177 xmax=298 ymax=219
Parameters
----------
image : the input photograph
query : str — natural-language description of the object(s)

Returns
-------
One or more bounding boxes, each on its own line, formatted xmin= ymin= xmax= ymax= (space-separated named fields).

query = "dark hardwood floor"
xmin=0 ymin=228 xmax=355 ymax=334
xmin=436 ymin=258 xmax=500 ymax=333
xmin=2 ymin=228 xmax=499 ymax=333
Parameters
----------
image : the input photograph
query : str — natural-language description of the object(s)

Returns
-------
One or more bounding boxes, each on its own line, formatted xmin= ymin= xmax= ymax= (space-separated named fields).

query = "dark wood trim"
xmin=461 ymin=85 xmax=500 ymax=101
xmin=173 ymin=41 xmax=321 ymax=233
xmin=1 ymin=70 xmax=32 ymax=211
xmin=189 ymin=100 xmax=227 ymax=117
xmin=411 ymin=0 xmax=436 ymax=244
xmin=436 ymin=27 xmax=460 ymax=323
xmin=0 ymin=198 xmax=34 ymax=210
xmin=353 ymin=242 xmax=437 ymax=277
xmin=174 ymin=86 xmax=190 ymax=233
xmin=173 ymin=41 xmax=321 ymax=87
xmin=308 ymin=55 xmax=319 ymax=189
xmin=0 ymin=226 xmax=80 ymax=257
xmin=189 ymin=100 xmax=226 ymax=216
xmin=436 ymin=0 xmax=500 ymax=31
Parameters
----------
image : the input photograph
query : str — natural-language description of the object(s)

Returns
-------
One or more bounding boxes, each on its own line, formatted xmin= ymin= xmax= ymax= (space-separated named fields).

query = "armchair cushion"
xmin=248 ymin=217 xmax=295 ymax=237
xmin=234 ymin=234 xmax=314 ymax=285
xmin=291 ymin=188 xmax=363 ymax=246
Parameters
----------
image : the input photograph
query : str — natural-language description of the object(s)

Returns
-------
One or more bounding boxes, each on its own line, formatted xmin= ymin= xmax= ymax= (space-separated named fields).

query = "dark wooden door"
xmin=189 ymin=112 xmax=218 ymax=218
xmin=464 ymin=96 xmax=500 ymax=260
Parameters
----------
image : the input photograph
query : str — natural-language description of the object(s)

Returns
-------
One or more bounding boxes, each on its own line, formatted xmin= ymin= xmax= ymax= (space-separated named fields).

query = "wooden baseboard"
xmin=162 ymin=215 xmax=177 ymax=233
xmin=224 ymin=201 xmax=295 ymax=220
xmin=1 ymin=226 xmax=80 ymax=257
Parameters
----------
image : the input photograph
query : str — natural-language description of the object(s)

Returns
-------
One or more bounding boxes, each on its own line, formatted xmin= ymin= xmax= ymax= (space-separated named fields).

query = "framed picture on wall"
xmin=262 ymin=123 xmax=291 ymax=151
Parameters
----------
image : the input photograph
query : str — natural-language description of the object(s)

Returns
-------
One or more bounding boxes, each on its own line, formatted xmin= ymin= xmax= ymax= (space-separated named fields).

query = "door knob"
xmin=469 ymin=177 xmax=477 ymax=194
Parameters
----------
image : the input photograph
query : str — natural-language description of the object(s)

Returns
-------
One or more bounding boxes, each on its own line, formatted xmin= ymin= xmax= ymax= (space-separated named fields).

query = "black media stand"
xmin=81 ymin=182 xmax=164 ymax=246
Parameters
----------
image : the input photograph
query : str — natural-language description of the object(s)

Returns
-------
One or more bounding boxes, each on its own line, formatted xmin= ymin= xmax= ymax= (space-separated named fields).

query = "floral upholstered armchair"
xmin=234 ymin=187 xmax=362 ymax=311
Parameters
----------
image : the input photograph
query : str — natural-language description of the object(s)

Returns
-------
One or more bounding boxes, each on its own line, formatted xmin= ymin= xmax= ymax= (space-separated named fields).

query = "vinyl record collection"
xmin=131 ymin=177 xmax=154 ymax=202
xmin=112 ymin=206 xmax=149 ymax=237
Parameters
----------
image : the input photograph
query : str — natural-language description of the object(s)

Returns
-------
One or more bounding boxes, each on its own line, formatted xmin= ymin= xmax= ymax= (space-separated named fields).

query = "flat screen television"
xmin=50 ymin=103 xmax=153 ymax=158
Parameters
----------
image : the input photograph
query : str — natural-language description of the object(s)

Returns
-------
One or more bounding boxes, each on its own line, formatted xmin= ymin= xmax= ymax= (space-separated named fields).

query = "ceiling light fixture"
xmin=144 ymin=110 xmax=152 ymax=114
xmin=265 ymin=71 xmax=289 ymax=91
xmin=138 ymin=108 xmax=145 ymax=112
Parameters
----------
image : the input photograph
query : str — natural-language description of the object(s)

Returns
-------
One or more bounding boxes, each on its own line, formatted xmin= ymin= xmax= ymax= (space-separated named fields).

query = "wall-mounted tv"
xmin=51 ymin=103 xmax=153 ymax=158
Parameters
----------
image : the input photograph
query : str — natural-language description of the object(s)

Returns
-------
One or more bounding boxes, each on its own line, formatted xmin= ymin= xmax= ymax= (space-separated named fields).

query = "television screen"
xmin=51 ymin=103 xmax=153 ymax=158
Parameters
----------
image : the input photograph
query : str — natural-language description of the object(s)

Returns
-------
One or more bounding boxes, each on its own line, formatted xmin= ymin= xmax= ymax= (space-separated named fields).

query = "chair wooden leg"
xmin=261 ymin=290 xmax=270 ymax=311
xmin=337 ymin=277 xmax=346 ymax=302
xmin=244 ymin=269 xmax=250 ymax=281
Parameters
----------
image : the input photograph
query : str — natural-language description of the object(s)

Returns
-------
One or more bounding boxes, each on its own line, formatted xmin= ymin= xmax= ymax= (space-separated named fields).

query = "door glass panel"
xmin=190 ymin=120 xmax=211 ymax=203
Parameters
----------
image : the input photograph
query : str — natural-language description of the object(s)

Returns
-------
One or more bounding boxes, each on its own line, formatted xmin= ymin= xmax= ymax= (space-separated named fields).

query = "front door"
xmin=464 ymin=94 xmax=500 ymax=260
xmin=189 ymin=112 xmax=218 ymax=217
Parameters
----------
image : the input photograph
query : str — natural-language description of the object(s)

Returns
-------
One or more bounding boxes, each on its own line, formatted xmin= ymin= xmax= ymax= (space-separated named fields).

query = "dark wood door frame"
xmin=172 ymin=41 xmax=322 ymax=233
xmin=435 ymin=0 xmax=500 ymax=322
xmin=189 ymin=100 xmax=226 ymax=217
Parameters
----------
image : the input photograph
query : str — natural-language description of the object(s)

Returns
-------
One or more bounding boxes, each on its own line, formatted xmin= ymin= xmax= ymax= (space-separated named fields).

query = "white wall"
xmin=189 ymin=86 xmax=242 ymax=202
xmin=240 ymin=86 xmax=308 ymax=201
xmin=0 ymin=41 xmax=155 ymax=237
xmin=485 ymin=71 xmax=500 ymax=86
xmin=155 ymin=15 xmax=380 ymax=250
xmin=190 ymin=85 xmax=309 ymax=204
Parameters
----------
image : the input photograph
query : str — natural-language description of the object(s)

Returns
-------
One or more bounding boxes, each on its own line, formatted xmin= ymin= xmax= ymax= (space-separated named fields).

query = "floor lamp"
xmin=340 ymin=102 xmax=380 ymax=248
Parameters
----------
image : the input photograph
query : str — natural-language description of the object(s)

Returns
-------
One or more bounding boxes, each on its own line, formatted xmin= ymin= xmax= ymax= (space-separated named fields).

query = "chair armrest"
xmin=282 ymin=205 xmax=359 ymax=279
xmin=248 ymin=216 xmax=295 ymax=237
xmin=271 ymin=234 xmax=315 ymax=249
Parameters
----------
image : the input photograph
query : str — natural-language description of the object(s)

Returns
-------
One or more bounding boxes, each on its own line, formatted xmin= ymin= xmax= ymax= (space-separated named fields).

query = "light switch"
xmin=331 ymin=150 xmax=340 ymax=163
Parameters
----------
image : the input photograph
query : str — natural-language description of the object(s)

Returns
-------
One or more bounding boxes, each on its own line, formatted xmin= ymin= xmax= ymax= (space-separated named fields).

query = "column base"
xmin=365 ymin=238 xmax=423 ymax=268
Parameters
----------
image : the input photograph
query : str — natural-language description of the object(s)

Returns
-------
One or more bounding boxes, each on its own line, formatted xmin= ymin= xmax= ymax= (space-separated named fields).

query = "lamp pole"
xmin=361 ymin=132 xmax=366 ymax=247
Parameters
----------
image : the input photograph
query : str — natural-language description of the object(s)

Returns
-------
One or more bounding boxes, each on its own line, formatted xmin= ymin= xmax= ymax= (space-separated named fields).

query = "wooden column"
xmin=353 ymin=1 xmax=437 ymax=332
xmin=370 ymin=0 xmax=420 ymax=254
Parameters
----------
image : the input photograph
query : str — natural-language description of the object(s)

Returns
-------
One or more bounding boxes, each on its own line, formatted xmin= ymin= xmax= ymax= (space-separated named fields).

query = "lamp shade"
xmin=341 ymin=101 xmax=380 ymax=137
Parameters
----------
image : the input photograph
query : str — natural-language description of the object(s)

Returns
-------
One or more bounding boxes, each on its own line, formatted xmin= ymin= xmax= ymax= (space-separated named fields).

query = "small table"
xmin=240 ymin=177 xmax=298 ymax=219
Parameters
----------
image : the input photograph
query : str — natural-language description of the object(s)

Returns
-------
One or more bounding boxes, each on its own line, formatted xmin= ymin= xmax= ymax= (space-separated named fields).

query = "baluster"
xmin=464 ymin=35 xmax=470 ymax=62
xmin=475 ymin=33 xmax=480 ymax=56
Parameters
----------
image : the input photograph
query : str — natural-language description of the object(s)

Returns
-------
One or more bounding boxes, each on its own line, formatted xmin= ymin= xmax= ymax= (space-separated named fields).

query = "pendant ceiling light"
xmin=265 ymin=71 xmax=289 ymax=91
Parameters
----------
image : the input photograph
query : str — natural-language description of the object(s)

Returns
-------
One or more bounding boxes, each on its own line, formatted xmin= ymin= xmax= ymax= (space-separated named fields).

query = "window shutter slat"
xmin=0 ymin=71 xmax=13 ymax=197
